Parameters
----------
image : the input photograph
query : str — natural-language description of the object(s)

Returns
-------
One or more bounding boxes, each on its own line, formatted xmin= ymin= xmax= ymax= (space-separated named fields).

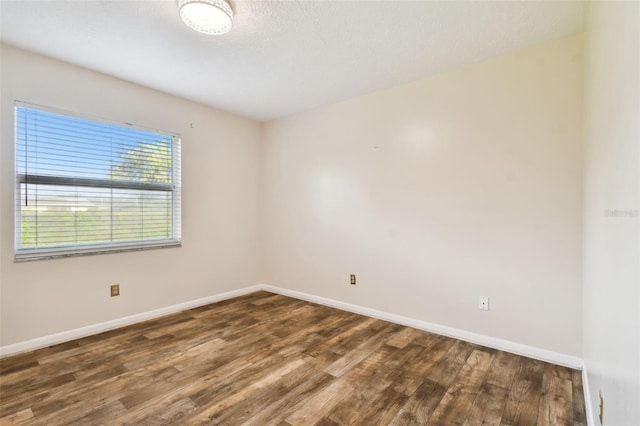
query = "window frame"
xmin=14 ymin=101 xmax=182 ymax=261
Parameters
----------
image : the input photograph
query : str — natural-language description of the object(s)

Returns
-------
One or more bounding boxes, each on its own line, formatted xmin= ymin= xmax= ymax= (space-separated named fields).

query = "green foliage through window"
xmin=15 ymin=104 xmax=181 ymax=260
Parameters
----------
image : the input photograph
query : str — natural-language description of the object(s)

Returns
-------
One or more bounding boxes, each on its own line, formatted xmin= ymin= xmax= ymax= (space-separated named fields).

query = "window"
xmin=15 ymin=103 xmax=181 ymax=261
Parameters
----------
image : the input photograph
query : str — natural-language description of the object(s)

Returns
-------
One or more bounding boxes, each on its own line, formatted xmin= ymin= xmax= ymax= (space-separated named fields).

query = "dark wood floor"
xmin=0 ymin=291 xmax=586 ymax=425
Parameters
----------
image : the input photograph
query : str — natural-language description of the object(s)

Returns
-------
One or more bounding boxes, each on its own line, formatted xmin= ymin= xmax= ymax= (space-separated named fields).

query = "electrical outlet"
xmin=350 ymin=274 xmax=356 ymax=285
xmin=110 ymin=284 xmax=120 ymax=297
xmin=599 ymin=390 xmax=604 ymax=424
xmin=478 ymin=296 xmax=489 ymax=311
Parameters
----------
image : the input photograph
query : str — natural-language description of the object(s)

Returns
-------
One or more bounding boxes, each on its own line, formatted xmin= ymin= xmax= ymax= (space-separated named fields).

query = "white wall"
xmin=0 ymin=45 xmax=263 ymax=347
xmin=262 ymin=35 xmax=584 ymax=356
xmin=583 ymin=1 xmax=640 ymax=424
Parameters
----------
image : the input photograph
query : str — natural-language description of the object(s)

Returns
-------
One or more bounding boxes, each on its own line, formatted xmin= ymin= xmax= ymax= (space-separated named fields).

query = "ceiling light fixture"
xmin=179 ymin=0 xmax=233 ymax=35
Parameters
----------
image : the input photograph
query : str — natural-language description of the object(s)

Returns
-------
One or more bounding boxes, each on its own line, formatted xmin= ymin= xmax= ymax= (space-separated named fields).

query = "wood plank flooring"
xmin=0 ymin=291 xmax=586 ymax=425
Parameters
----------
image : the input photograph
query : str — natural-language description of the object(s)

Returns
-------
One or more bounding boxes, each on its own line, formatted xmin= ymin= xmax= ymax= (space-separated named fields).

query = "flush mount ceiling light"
xmin=179 ymin=0 xmax=233 ymax=35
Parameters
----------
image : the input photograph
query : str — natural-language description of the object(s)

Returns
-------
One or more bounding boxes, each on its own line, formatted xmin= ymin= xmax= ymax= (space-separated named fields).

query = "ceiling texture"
xmin=1 ymin=0 xmax=585 ymax=122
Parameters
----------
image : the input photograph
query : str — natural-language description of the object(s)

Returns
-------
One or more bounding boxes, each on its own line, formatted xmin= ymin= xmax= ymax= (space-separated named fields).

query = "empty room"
xmin=0 ymin=0 xmax=638 ymax=425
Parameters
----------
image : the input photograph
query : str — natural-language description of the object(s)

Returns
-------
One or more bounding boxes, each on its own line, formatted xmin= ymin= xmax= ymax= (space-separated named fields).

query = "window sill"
xmin=15 ymin=241 xmax=182 ymax=262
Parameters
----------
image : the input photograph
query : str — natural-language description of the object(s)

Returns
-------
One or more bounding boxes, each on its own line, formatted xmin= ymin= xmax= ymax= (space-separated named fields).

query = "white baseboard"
xmin=0 ymin=285 xmax=262 ymax=358
xmin=1 ymin=283 xmax=583 ymax=371
xmin=582 ymin=361 xmax=596 ymax=426
xmin=260 ymin=284 xmax=584 ymax=369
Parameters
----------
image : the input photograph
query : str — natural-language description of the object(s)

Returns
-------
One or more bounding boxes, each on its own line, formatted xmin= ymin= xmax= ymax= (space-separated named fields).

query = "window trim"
xmin=14 ymin=101 xmax=182 ymax=262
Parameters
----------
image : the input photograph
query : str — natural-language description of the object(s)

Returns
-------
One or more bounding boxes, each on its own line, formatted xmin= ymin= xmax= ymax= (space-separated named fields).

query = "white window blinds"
xmin=15 ymin=103 xmax=181 ymax=261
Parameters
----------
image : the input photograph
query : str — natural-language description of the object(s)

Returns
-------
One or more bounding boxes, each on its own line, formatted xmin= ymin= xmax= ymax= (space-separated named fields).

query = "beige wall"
xmin=263 ymin=35 xmax=584 ymax=356
xmin=583 ymin=1 xmax=640 ymax=424
xmin=0 ymin=45 xmax=263 ymax=347
xmin=4 ymin=14 xmax=638 ymax=420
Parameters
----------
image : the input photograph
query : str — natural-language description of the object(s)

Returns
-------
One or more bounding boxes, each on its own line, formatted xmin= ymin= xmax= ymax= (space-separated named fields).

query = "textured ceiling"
xmin=1 ymin=0 xmax=585 ymax=122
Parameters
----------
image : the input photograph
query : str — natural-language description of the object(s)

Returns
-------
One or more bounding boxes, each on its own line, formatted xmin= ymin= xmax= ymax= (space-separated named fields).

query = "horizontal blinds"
xmin=15 ymin=104 xmax=181 ymax=260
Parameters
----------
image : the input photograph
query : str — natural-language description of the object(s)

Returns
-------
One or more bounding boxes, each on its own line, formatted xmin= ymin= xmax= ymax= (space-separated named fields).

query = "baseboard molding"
xmin=582 ymin=361 xmax=596 ymax=426
xmin=1 ymin=283 xmax=583 ymax=371
xmin=0 ymin=285 xmax=262 ymax=358
xmin=260 ymin=284 xmax=583 ymax=369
